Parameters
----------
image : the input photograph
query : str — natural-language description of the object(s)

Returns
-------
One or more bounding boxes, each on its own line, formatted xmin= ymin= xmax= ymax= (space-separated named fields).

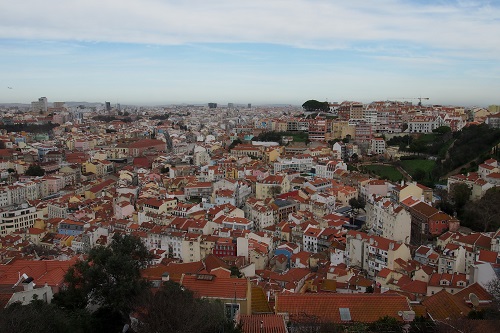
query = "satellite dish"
xmin=469 ymin=293 xmax=480 ymax=307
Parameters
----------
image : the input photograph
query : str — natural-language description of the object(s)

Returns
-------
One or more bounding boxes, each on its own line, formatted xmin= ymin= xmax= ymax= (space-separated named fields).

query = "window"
xmin=225 ymin=303 xmax=240 ymax=320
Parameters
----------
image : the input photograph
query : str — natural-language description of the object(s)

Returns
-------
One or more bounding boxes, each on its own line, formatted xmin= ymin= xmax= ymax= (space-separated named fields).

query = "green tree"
xmin=412 ymin=168 xmax=427 ymax=181
xmin=463 ymin=188 xmax=500 ymax=231
xmin=0 ymin=299 xmax=92 ymax=333
xmin=228 ymin=138 xmax=242 ymax=150
xmin=25 ymin=164 xmax=45 ymax=176
xmin=449 ymin=183 xmax=471 ymax=216
xmin=269 ymin=186 xmax=282 ymax=197
xmin=369 ymin=316 xmax=404 ymax=333
xmin=230 ymin=266 xmax=243 ymax=278
xmin=302 ymin=100 xmax=330 ymax=112
xmin=136 ymin=281 xmax=241 ymax=333
xmin=432 ymin=126 xmax=451 ymax=134
xmin=349 ymin=197 xmax=366 ymax=213
xmin=53 ymin=234 xmax=151 ymax=316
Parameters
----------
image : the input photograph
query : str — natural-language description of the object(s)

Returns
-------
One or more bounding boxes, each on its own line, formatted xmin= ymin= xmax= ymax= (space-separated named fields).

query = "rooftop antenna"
xmin=469 ymin=293 xmax=480 ymax=308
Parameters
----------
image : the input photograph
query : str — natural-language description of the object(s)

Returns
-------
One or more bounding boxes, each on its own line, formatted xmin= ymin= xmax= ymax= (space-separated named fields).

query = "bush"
xmin=399 ymin=155 xmax=420 ymax=160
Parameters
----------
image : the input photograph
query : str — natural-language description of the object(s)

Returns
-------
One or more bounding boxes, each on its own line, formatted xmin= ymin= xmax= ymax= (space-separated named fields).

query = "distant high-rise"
xmin=228 ymin=103 xmax=234 ymax=108
xmin=31 ymin=97 xmax=48 ymax=114
xmin=53 ymin=102 xmax=65 ymax=108
xmin=208 ymin=103 xmax=217 ymax=109
xmin=248 ymin=103 xmax=252 ymax=108
xmin=105 ymin=101 xmax=111 ymax=111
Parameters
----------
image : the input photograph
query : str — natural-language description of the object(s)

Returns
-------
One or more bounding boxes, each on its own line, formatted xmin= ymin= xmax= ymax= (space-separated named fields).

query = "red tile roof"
xmin=275 ymin=293 xmax=412 ymax=323
xmin=400 ymin=280 xmax=427 ymax=295
xmin=180 ymin=274 xmax=248 ymax=300
xmin=454 ymin=283 xmax=494 ymax=305
xmin=239 ymin=314 xmax=287 ymax=333
xmin=421 ymin=290 xmax=470 ymax=320
xmin=477 ymin=250 xmax=498 ymax=264
xmin=0 ymin=257 xmax=79 ymax=287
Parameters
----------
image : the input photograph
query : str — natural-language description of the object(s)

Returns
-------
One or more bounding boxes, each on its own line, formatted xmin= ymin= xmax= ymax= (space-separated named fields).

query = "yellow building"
xmin=331 ymin=121 xmax=355 ymax=140
xmin=263 ymin=146 xmax=281 ymax=163
xmin=255 ymin=175 xmax=290 ymax=199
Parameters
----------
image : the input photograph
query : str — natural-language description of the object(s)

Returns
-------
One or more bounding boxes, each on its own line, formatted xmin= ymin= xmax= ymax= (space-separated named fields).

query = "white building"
xmin=345 ymin=230 xmax=411 ymax=277
xmin=0 ymin=205 xmax=43 ymax=236
xmin=365 ymin=196 xmax=411 ymax=243
xmin=370 ymin=138 xmax=386 ymax=155
xmin=273 ymin=155 xmax=313 ymax=174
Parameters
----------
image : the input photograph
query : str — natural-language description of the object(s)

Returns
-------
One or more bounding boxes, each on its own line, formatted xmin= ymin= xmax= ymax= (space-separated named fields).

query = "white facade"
xmin=273 ymin=156 xmax=313 ymax=174
xmin=365 ymin=196 xmax=411 ymax=243
xmin=0 ymin=205 xmax=43 ymax=236
xmin=370 ymin=138 xmax=386 ymax=155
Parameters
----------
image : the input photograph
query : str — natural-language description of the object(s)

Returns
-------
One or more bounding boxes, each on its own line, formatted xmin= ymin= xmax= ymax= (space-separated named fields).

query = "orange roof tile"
xmin=421 ymin=290 xmax=470 ymax=320
xmin=180 ymin=274 xmax=248 ymax=300
xmin=239 ymin=314 xmax=287 ymax=333
xmin=0 ymin=257 xmax=79 ymax=287
xmin=275 ymin=293 xmax=412 ymax=323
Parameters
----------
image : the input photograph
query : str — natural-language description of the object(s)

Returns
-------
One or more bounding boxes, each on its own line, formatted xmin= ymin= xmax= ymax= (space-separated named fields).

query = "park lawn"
xmin=400 ymin=159 xmax=436 ymax=175
xmin=290 ymin=133 xmax=309 ymax=142
xmin=364 ymin=165 xmax=403 ymax=182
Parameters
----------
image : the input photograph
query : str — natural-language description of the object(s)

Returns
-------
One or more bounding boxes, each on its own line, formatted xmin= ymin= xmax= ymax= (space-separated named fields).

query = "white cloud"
xmin=0 ymin=1 xmax=499 ymax=59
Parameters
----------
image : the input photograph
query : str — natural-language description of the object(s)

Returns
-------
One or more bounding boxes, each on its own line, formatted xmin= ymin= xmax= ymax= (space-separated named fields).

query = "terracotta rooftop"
xmin=275 ymin=293 xmax=412 ymax=323
xmin=239 ymin=314 xmax=287 ymax=333
xmin=180 ymin=274 xmax=248 ymax=300
xmin=0 ymin=257 xmax=79 ymax=287
xmin=421 ymin=290 xmax=470 ymax=320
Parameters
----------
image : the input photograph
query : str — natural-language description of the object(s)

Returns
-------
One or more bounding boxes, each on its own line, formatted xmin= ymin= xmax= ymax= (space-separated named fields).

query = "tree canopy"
xmin=53 ymin=234 xmax=151 ymax=315
xmin=302 ymin=100 xmax=330 ymax=112
xmin=135 ymin=281 xmax=241 ymax=333
xmin=349 ymin=197 xmax=366 ymax=213
xmin=0 ymin=299 xmax=93 ymax=333
xmin=462 ymin=188 xmax=500 ymax=232
xmin=25 ymin=164 xmax=45 ymax=176
xmin=432 ymin=125 xmax=451 ymax=134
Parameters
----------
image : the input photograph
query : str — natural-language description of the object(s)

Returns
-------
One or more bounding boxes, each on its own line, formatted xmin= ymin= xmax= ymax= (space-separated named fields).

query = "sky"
xmin=1 ymin=0 xmax=500 ymax=107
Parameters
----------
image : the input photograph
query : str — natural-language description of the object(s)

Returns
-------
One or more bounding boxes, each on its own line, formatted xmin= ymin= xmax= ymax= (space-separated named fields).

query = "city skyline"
xmin=1 ymin=0 xmax=500 ymax=107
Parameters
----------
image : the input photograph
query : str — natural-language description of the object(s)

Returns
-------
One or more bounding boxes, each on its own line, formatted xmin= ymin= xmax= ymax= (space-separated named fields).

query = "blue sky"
xmin=1 ymin=0 xmax=499 ymax=106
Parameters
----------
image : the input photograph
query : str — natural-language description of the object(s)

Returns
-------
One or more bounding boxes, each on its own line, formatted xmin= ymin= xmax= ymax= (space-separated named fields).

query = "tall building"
xmin=208 ymin=103 xmax=217 ymax=109
xmin=31 ymin=97 xmax=48 ymax=114
xmin=248 ymin=103 xmax=252 ymax=108
xmin=39 ymin=97 xmax=48 ymax=113
xmin=105 ymin=101 xmax=111 ymax=111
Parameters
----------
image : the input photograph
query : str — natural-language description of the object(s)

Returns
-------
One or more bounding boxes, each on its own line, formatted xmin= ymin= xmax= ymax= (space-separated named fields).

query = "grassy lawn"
xmin=290 ymin=133 xmax=308 ymax=142
xmin=400 ymin=159 xmax=435 ymax=175
xmin=363 ymin=165 xmax=403 ymax=182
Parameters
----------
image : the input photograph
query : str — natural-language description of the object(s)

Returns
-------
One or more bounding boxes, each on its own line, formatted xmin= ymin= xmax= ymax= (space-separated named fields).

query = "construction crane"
xmin=394 ymin=97 xmax=430 ymax=106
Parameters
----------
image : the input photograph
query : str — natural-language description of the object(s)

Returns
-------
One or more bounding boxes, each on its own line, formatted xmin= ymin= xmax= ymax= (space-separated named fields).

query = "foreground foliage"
xmin=136 ymin=281 xmax=241 ymax=333
xmin=53 ymin=233 xmax=151 ymax=315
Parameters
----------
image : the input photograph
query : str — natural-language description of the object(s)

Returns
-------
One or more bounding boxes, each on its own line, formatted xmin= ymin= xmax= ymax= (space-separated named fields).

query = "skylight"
xmin=339 ymin=308 xmax=351 ymax=321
